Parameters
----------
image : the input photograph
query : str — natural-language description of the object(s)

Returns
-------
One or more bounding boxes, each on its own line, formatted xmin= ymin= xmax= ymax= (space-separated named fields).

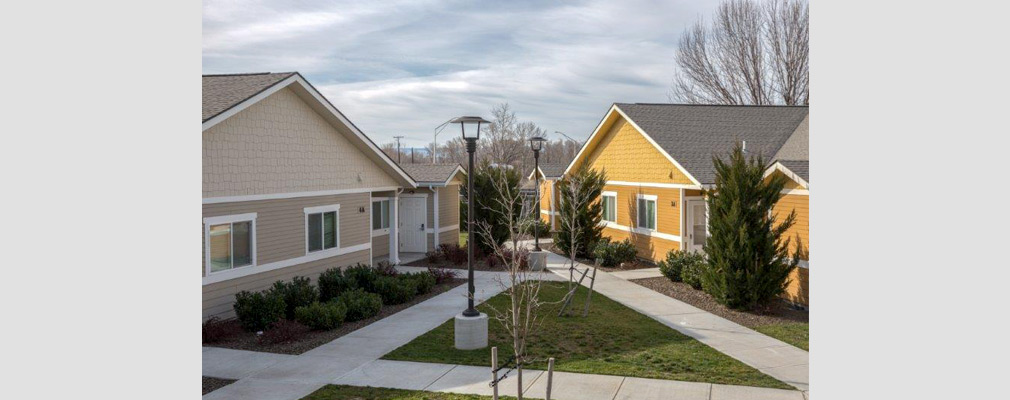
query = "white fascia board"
xmin=764 ymin=162 xmax=810 ymax=189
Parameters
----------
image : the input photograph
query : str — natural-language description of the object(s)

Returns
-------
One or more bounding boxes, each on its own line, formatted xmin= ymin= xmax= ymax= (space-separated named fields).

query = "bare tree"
xmin=473 ymin=170 xmax=549 ymax=400
xmin=670 ymin=0 xmax=808 ymax=105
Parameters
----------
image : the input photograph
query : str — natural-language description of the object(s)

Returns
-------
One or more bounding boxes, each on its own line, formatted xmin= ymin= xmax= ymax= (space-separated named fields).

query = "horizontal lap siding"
xmin=602 ymin=226 xmax=678 ymax=263
xmin=438 ymin=229 xmax=458 ymax=246
xmin=439 ymin=185 xmax=459 ymax=227
xmin=202 ymin=249 xmax=370 ymax=319
xmin=773 ymin=194 xmax=809 ymax=255
xmin=372 ymin=233 xmax=389 ymax=257
xmin=784 ymin=267 xmax=809 ymax=306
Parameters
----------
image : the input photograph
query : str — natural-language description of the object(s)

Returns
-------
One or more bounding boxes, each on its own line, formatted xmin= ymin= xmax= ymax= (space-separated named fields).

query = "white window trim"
xmin=601 ymin=191 xmax=617 ymax=223
xmin=636 ymin=194 xmax=658 ymax=230
xmin=304 ymin=204 xmax=341 ymax=256
xmin=203 ymin=213 xmax=258 ymax=277
xmin=371 ymin=198 xmax=391 ymax=233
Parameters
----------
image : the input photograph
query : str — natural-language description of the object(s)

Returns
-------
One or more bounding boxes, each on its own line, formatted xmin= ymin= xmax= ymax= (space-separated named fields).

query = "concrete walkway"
xmin=204 ymin=267 xmax=563 ymax=400
xmin=541 ymin=251 xmax=809 ymax=391
xmin=336 ymin=359 xmax=806 ymax=400
xmin=608 ymin=267 xmax=663 ymax=280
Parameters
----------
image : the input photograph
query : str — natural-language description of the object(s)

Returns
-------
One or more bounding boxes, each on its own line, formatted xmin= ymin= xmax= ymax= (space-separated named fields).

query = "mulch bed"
xmin=202 ymin=376 xmax=236 ymax=395
xmin=203 ymin=279 xmax=465 ymax=355
xmin=405 ymin=257 xmax=501 ymax=271
xmin=630 ymin=277 xmax=807 ymax=328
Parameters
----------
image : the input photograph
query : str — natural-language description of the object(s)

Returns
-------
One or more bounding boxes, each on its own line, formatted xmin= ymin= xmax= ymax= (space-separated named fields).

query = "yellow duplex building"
xmin=552 ymin=103 xmax=810 ymax=305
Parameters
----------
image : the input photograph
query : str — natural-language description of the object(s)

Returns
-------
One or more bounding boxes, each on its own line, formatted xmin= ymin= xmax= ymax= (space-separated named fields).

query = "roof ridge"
xmin=202 ymin=72 xmax=296 ymax=77
xmin=620 ymin=102 xmax=809 ymax=108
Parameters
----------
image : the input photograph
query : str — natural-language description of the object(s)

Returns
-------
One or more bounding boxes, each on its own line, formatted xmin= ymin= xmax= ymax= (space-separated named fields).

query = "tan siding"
xmin=439 ymin=185 xmax=460 ymax=226
xmin=202 ymin=192 xmax=370 ymax=276
xmin=372 ymin=233 xmax=389 ymax=257
xmin=203 ymin=249 xmax=370 ymax=319
xmin=438 ymin=229 xmax=458 ymax=246
xmin=203 ymin=87 xmax=398 ymax=198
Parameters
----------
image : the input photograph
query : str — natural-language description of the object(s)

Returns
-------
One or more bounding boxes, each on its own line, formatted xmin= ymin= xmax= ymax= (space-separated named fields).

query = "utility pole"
xmin=393 ymin=136 xmax=404 ymax=163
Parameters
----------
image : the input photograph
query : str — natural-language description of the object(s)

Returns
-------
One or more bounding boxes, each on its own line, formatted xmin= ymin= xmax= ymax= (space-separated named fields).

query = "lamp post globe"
xmin=529 ymin=136 xmax=546 ymax=251
xmin=452 ymin=115 xmax=489 ymax=318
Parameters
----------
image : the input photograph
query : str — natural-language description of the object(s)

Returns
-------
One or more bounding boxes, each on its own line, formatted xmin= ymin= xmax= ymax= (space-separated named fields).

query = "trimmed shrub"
xmin=202 ymin=317 xmax=241 ymax=343
xmin=318 ymin=267 xmax=355 ymax=302
xmin=427 ymin=266 xmax=457 ymax=284
xmin=344 ymin=264 xmax=380 ymax=292
xmin=338 ymin=289 xmax=383 ymax=321
xmin=658 ymin=249 xmax=706 ymax=283
xmin=233 ymin=290 xmax=286 ymax=332
xmin=682 ymin=256 xmax=707 ymax=290
xmin=294 ymin=301 xmax=347 ymax=330
xmin=374 ymin=276 xmax=418 ymax=305
xmin=374 ymin=261 xmax=399 ymax=277
xmin=406 ymin=272 xmax=436 ymax=295
xmin=258 ymin=320 xmax=310 ymax=344
xmin=438 ymin=243 xmax=467 ymax=265
xmin=269 ymin=276 xmax=318 ymax=319
xmin=592 ymin=238 xmax=638 ymax=267
xmin=524 ymin=219 xmax=552 ymax=238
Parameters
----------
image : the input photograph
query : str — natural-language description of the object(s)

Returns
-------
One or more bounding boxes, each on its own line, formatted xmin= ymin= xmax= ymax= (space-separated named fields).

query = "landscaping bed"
xmin=383 ymin=281 xmax=792 ymax=389
xmin=631 ymin=276 xmax=808 ymax=350
xmin=202 ymin=376 xmax=236 ymax=395
xmin=203 ymin=278 xmax=464 ymax=355
xmin=303 ymin=385 xmax=531 ymax=400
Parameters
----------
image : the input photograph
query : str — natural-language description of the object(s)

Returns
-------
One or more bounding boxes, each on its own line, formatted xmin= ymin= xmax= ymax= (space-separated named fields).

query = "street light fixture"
xmin=529 ymin=136 xmax=546 ymax=251
xmin=452 ymin=115 xmax=489 ymax=318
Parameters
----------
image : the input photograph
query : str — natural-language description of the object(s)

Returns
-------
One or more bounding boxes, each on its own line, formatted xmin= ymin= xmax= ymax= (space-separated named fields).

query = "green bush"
xmin=337 ymin=289 xmax=383 ymax=321
xmin=524 ymin=218 xmax=552 ymax=238
xmin=294 ymin=301 xmax=347 ymax=330
xmin=462 ymin=162 xmax=522 ymax=254
xmin=658 ymin=250 xmax=706 ymax=284
xmin=554 ymin=165 xmax=607 ymax=258
xmin=269 ymin=276 xmax=318 ymax=319
xmin=682 ymin=256 xmax=707 ymax=290
xmin=592 ymin=238 xmax=638 ymax=267
xmin=233 ymin=290 xmax=286 ymax=332
xmin=406 ymin=272 xmax=436 ymax=295
xmin=701 ymin=144 xmax=800 ymax=309
xmin=344 ymin=263 xmax=380 ymax=292
xmin=373 ymin=276 xmax=418 ymax=305
xmin=318 ymin=267 xmax=355 ymax=302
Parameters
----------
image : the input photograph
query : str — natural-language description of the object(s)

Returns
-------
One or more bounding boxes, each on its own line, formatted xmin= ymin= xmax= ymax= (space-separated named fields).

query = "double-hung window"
xmin=636 ymin=194 xmax=657 ymax=230
xmin=372 ymin=199 xmax=390 ymax=231
xmin=305 ymin=204 xmax=340 ymax=253
xmin=601 ymin=191 xmax=617 ymax=223
xmin=204 ymin=213 xmax=256 ymax=274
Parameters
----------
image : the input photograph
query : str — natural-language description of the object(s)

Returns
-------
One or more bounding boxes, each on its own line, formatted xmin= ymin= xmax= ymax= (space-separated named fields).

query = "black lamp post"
xmin=452 ymin=115 xmax=489 ymax=317
xmin=529 ymin=136 xmax=546 ymax=251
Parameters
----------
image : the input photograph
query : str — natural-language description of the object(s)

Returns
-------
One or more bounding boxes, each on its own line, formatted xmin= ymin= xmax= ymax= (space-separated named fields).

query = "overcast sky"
xmin=203 ymin=0 xmax=722 ymax=147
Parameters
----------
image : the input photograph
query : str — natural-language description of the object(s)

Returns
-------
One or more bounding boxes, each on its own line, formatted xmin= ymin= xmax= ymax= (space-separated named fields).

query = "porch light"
xmin=452 ymin=116 xmax=489 ymax=141
xmin=529 ymin=136 xmax=546 ymax=152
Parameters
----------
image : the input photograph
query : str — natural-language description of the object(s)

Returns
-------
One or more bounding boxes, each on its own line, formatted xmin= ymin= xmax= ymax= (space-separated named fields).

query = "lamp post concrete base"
xmin=454 ymin=312 xmax=488 ymax=350
xmin=529 ymin=251 xmax=548 ymax=271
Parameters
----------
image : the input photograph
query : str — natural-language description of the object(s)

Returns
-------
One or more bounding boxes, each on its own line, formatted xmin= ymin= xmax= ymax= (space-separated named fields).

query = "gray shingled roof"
xmin=777 ymin=160 xmax=809 ymax=183
xmin=203 ymin=72 xmax=296 ymax=122
xmin=399 ymin=163 xmax=464 ymax=183
xmin=537 ymin=163 xmax=569 ymax=178
xmin=615 ymin=104 xmax=808 ymax=184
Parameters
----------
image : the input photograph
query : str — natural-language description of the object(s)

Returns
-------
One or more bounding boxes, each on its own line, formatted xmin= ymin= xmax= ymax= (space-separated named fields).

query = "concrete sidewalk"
xmin=335 ymin=359 xmax=806 ymax=400
xmin=608 ymin=267 xmax=663 ymax=280
xmin=542 ymin=252 xmax=809 ymax=391
xmin=204 ymin=267 xmax=563 ymax=400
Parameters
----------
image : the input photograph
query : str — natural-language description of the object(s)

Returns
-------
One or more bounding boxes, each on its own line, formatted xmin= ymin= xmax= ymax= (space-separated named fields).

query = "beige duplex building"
xmin=202 ymin=72 xmax=462 ymax=319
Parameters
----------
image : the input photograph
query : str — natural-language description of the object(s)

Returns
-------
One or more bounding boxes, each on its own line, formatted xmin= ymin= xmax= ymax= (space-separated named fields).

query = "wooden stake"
xmin=583 ymin=265 xmax=598 ymax=317
xmin=491 ymin=346 xmax=498 ymax=400
xmin=546 ymin=358 xmax=555 ymax=400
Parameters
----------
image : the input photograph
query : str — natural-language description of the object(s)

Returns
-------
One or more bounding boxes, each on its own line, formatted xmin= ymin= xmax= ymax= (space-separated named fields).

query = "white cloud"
xmin=203 ymin=0 xmax=724 ymax=146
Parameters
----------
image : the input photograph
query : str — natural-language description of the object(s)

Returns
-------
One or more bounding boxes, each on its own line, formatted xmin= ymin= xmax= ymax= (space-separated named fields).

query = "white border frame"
xmin=304 ymin=204 xmax=341 ymax=256
xmin=203 ymin=213 xmax=258 ymax=277
xmin=371 ymin=198 xmax=391 ymax=235
xmin=601 ymin=190 xmax=617 ymax=223
xmin=635 ymin=193 xmax=658 ymax=231
xmin=684 ymin=196 xmax=708 ymax=252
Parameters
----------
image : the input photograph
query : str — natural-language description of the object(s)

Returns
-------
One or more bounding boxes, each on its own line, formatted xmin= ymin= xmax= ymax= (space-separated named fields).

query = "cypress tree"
xmin=701 ymin=143 xmax=801 ymax=309
xmin=554 ymin=165 xmax=607 ymax=258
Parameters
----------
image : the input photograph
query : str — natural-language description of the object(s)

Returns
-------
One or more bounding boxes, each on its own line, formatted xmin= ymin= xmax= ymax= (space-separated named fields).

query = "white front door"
xmin=686 ymin=199 xmax=707 ymax=253
xmin=399 ymin=196 xmax=427 ymax=252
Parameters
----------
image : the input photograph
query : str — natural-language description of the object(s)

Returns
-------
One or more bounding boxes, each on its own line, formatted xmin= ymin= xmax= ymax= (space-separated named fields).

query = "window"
xmin=204 ymin=213 xmax=256 ymax=274
xmin=637 ymin=195 xmax=657 ymax=230
xmin=372 ymin=199 xmax=390 ymax=230
xmin=601 ymin=191 xmax=617 ymax=223
xmin=305 ymin=204 xmax=340 ymax=253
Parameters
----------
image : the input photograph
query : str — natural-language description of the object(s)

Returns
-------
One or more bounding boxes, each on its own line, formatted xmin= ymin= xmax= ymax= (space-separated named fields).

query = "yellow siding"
xmin=766 ymin=170 xmax=805 ymax=190
xmin=586 ymin=119 xmax=693 ymax=184
xmin=784 ymin=267 xmax=809 ymax=306
xmin=599 ymin=184 xmax=682 ymax=262
xmin=774 ymin=194 xmax=809 ymax=256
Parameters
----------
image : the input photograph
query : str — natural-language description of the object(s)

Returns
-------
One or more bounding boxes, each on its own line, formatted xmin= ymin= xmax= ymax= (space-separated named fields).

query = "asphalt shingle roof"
xmin=615 ymin=104 xmax=808 ymax=184
xmin=399 ymin=163 xmax=464 ymax=183
xmin=537 ymin=163 xmax=569 ymax=178
xmin=203 ymin=72 xmax=296 ymax=122
xmin=777 ymin=160 xmax=809 ymax=183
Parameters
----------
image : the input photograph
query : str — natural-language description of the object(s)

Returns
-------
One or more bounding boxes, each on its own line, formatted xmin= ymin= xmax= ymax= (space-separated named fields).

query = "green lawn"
xmin=383 ymin=282 xmax=791 ymax=389
xmin=754 ymin=323 xmax=808 ymax=351
xmin=303 ymin=385 xmax=531 ymax=400
xmin=459 ymin=231 xmax=468 ymax=247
